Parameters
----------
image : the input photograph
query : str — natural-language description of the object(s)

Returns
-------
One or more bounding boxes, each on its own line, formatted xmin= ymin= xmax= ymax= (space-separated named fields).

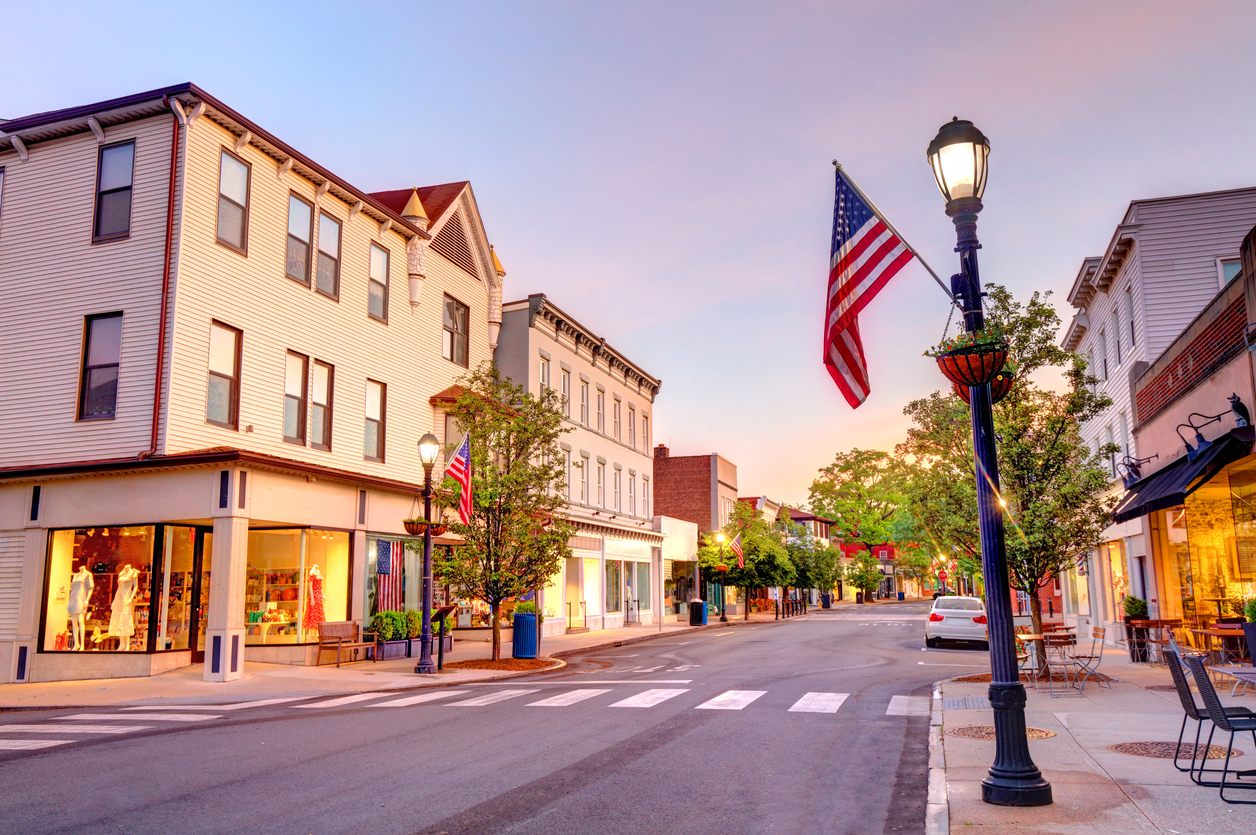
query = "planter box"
xmin=367 ymin=639 xmax=410 ymax=661
xmin=1123 ymin=617 xmax=1149 ymax=662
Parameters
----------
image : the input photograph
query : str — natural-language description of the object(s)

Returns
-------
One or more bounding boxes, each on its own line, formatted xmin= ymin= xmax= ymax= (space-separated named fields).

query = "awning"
xmin=1110 ymin=427 xmax=1254 ymax=524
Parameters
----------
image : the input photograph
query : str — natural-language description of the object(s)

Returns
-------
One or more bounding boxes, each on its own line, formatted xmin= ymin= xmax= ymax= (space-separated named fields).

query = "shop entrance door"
xmin=189 ymin=530 xmax=212 ymax=663
xmin=158 ymin=526 xmax=213 ymax=662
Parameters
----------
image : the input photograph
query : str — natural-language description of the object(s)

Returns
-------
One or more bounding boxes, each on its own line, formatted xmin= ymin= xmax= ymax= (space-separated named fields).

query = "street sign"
xmin=938 ymin=571 xmax=949 ymax=580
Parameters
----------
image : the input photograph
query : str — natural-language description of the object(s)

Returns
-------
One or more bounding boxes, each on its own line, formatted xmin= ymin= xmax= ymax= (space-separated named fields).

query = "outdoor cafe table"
xmin=1190 ymin=627 xmax=1248 ymax=664
xmin=1019 ymin=632 xmax=1077 ymax=686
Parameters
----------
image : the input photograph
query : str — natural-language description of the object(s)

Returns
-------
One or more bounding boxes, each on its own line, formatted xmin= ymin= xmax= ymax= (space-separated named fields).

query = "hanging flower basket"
xmin=715 ymin=564 xmax=729 ymax=573
xmin=403 ymin=519 xmax=428 ymax=536
xmin=954 ymin=370 xmax=1015 ymax=405
xmin=430 ymin=524 xmax=448 ymax=536
xmin=936 ymin=341 xmax=1008 ymax=388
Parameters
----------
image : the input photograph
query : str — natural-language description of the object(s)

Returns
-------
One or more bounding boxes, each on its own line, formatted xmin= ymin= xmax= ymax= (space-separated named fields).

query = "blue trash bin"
xmin=897 ymin=591 xmax=905 ymax=601
xmin=512 ymin=613 xmax=537 ymax=659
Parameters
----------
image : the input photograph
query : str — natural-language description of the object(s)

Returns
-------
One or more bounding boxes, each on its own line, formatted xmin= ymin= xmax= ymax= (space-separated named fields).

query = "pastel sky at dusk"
xmin=5 ymin=1 xmax=1256 ymax=506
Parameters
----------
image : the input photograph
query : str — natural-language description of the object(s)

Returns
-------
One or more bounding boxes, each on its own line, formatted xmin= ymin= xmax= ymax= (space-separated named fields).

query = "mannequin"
xmin=68 ymin=566 xmax=94 ymax=651
xmin=303 ymin=564 xmax=325 ymax=636
xmin=109 ymin=564 xmax=139 ymax=650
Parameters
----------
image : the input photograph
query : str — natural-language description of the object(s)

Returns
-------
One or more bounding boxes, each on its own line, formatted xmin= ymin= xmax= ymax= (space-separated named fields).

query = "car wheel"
xmin=926 ymin=636 xmax=938 ymax=648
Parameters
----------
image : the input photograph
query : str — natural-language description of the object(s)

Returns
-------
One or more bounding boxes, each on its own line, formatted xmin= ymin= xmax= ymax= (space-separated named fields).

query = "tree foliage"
xmin=809 ymin=448 xmax=904 ymax=553
xmin=696 ymin=500 xmax=795 ymax=611
xmin=433 ymin=364 xmax=575 ymax=660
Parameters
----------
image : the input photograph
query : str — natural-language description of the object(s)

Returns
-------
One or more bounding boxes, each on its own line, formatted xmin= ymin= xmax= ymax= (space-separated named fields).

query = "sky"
xmin=5 ymin=1 xmax=1256 ymax=507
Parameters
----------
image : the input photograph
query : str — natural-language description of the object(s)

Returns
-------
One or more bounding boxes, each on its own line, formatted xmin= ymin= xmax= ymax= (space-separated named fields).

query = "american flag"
xmin=824 ymin=168 xmax=915 ymax=408
xmin=447 ymin=433 xmax=472 ymax=524
xmin=730 ymin=533 xmax=744 ymax=569
xmin=375 ymin=539 xmax=404 ymax=613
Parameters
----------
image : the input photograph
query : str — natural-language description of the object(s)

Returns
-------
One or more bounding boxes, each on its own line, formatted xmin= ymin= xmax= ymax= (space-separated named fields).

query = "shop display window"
xmin=1101 ymin=540 xmax=1128 ymax=620
xmin=43 ymin=526 xmax=155 ymax=652
xmin=605 ymin=560 xmax=622 ymax=613
xmin=1184 ymin=471 xmax=1255 ymax=625
xmin=156 ymin=527 xmax=212 ymax=652
xmin=636 ymin=562 xmax=650 ymax=610
xmin=1064 ymin=559 xmax=1089 ymax=616
xmin=245 ymin=529 xmax=350 ymax=645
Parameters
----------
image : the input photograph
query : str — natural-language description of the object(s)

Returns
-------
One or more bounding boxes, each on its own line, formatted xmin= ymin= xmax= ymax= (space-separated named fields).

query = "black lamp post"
xmin=415 ymin=433 xmax=440 ymax=674
xmin=715 ymin=533 xmax=729 ymax=623
xmin=927 ymin=118 xmax=1052 ymax=807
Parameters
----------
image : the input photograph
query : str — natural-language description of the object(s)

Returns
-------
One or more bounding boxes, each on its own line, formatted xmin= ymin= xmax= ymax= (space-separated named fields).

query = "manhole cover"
xmin=1144 ymin=684 xmax=1197 ymax=693
xmin=1109 ymin=741 xmax=1240 ymax=759
xmin=946 ymin=725 xmax=1055 ymax=740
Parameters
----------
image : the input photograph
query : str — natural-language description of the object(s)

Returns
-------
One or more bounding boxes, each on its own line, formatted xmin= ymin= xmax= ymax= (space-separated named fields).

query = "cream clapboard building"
xmin=0 ymin=84 xmax=505 ymax=682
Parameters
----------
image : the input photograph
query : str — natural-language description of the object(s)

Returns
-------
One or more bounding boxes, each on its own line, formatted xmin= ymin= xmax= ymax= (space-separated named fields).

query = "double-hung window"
xmin=1124 ymin=287 xmax=1136 ymax=348
xmin=628 ymin=407 xmax=636 ymax=448
xmin=614 ymin=469 xmax=621 ymax=512
xmin=565 ymin=450 xmax=572 ymax=500
xmin=613 ymin=399 xmax=621 ymax=440
xmin=311 ymin=361 xmax=333 ymax=450
xmin=369 ymin=244 xmax=390 ymax=322
xmin=78 ymin=313 xmax=123 ymax=419
xmin=642 ymin=415 xmax=649 ymax=450
xmin=1111 ymin=309 xmax=1122 ymax=366
xmin=596 ymin=390 xmax=605 ymax=432
xmin=316 ymin=213 xmax=341 ymax=298
xmin=94 ymin=142 xmax=135 ymax=241
xmin=580 ymin=455 xmax=589 ymax=503
xmin=206 ymin=322 xmax=241 ymax=428
xmin=216 ymin=150 xmax=250 ymax=253
xmin=364 ymin=380 xmax=385 ymax=461
xmin=629 ymin=475 xmax=636 ymax=516
xmin=580 ymin=381 xmax=589 ymax=425
xmin=642 ymin=479 xmax=650 ymax=518
xmin=443 ymin=296 xmax=469 ymax=366
xmin=539 ymin=357 xmax=550 ymax=390
xmin=1098 ymin=331 xmax=1109 ymax=380
xmin=285 ymin=195 xmax=313 ymax=284
xmin=597 ymin=463 xmax=605 ymax=508
xmin=283 ymin=352 xmax=308 ymax=444
xmin=561 ymin=370 xmax=571 ymax=416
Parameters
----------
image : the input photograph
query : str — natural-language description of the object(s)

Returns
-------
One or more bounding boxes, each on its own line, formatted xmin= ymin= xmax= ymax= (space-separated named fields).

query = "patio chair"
xmin=1145 ymin=619 xmax=1183 ymax=667
xmin=1183 ymin=654 xmax=1256 ymax=804
xmin=1166 ymin=648 xmax=1253 ymax=785
xmin=1043 ymin=632 xmax=1081 ymax=698
xmin=1068 ymin=627 xmax=1109 ymax=693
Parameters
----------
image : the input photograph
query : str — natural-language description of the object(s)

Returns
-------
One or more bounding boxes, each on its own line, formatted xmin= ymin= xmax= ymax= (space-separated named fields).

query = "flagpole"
xmin=833 ymin=161 xmax=959 ymax=307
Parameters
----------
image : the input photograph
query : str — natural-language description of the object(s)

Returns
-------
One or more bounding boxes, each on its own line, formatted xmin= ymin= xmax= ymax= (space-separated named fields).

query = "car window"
xmin=934 ymin=598 xmax=983 ymax=611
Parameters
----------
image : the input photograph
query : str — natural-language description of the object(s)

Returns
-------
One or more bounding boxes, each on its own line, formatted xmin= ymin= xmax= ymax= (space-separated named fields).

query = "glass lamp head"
xmin=417 ymin=433 xmax=440 ymax=468
xmin=716 ymin=532 xmax=725 ymax=543
xmin=927 ymin=118 xmax=990 ymax=206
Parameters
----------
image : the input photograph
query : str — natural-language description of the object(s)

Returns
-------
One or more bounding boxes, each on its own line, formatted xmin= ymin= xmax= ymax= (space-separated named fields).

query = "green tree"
xmin=697 ymin=501 xmax=794 ymax=619
xmin=433 ymin=364 xmax=576 ymax=660
xmin=844 ymin=551 xmax=883 ymax=603
xmin=809 ymin=448 xmax=905 ymax=561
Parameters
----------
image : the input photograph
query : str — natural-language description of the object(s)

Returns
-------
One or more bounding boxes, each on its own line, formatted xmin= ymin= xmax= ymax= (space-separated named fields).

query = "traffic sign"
xmin=937 ymin=571 xmax=949 ymax=580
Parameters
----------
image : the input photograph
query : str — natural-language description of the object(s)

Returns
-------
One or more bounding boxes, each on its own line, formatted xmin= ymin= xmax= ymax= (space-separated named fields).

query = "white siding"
xmin=0 ymin=531 xmax=24 ymax=639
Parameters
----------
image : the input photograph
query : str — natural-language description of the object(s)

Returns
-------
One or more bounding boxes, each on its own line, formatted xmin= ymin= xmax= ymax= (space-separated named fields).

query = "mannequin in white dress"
xmin=68 ymin=566 xmax=94 ymax=651
xmin=109 ymin=564 xmax=139 ymax=650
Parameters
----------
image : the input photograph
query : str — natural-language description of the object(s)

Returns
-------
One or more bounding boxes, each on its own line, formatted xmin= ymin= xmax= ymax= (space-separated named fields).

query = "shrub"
xmin=514 ymin=600 xmax=544 ymax=625
xmin=405 ymin=610 xmax=422 ymax=639
xmin=1122 ymin=596 xmax=1148 ymax=619
xmin=1245 ymin=598 xmax=1256 ymax=624
xmin=368 ymin=611 xmax=409 ymax=641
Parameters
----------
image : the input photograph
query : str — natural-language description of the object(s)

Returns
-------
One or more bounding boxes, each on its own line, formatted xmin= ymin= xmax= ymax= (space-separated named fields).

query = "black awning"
xmin=1111 ymin=427 xmax=1254 ymax=524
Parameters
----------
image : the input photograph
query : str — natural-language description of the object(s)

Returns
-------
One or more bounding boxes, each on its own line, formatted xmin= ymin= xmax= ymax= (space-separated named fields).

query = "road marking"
xmin=56 ymin=713 xmax=220 ymax=722
xmin=609 ymin=688 xmax=689 ymax=708
xmin=917 ymin=661 xmax=987 ymax=668
xmin=707 ymin=631 xmax=738 ymax=639
xmin=568 ymin=679 xmax=693 ymax=684
xmin=886 ymin=696 xmax=931 ymax=716
xmin=448 ymin=689 xmax=540 ymax=707
xmin=369 ymin=691 xmax=469 ymax=707
xmin=294 ymin=693 xmax=389 ymax=709
xmin=121 ymin=697 xmax=307 ymax=711
xmin=788 ymin=692 xmax=850 ymax=713
xmin=696 ymin=690 xmax=766 ymax=710
xmin=0 ymin=725 xmax=151 ymax=734
xmin=527 ymin=689 xmax=612 ymax=707
xmin=0 ymin=739 xmax=72 ymax=750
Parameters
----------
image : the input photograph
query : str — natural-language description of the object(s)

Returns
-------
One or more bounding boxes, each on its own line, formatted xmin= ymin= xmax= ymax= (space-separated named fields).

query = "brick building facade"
xmin=651 ymin=446 xmax=738 ymax=535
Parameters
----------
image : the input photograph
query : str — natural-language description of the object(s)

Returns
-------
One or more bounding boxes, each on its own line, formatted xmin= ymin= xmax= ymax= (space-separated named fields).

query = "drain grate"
xmin=1109 ymin=741 xmax=1241 ymax=760
xmin=947 ymin=725 xmax=1055 ymax=740
xmin=942 ymin=696 xmax=989 ymax=710
xmin=1144 ymin=684 xmax=1197 ymax=693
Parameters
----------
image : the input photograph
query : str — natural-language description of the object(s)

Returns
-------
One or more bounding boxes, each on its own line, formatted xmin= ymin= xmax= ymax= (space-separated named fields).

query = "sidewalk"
xmin=0 ymin=612 xmax=791 ymax=710
xmin=935 ymin=654 xmax=1256 ymax=834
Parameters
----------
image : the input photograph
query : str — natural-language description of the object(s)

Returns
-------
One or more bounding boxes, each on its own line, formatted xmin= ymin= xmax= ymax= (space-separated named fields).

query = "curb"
xmin=927 ymin=680 xmax=949 ymax=835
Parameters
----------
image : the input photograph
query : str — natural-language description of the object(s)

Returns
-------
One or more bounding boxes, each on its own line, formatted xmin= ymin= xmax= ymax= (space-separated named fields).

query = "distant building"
xmin=653 ymin=447 xmax=739 ymax=534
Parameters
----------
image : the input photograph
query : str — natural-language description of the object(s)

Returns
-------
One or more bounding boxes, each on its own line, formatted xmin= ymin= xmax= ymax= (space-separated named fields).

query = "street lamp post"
xmin=415 ymin=433 xmax=440 ymax=675
xmin=715 ymin=533 xmax=729 ymax=623
xmin=927 ymin=118 xmax=1052 ymax=807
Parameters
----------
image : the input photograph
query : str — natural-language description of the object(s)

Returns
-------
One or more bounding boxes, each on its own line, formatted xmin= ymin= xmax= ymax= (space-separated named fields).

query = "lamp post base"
xmin=982 ymin=779 xmax=1053 ymax=807
xmin=414 ymin=663 xmax=437 ymax=675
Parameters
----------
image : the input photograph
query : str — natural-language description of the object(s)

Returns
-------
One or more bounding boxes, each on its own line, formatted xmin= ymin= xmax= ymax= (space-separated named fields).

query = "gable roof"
xmin=370 ymin=182 xmax=468 ymax=227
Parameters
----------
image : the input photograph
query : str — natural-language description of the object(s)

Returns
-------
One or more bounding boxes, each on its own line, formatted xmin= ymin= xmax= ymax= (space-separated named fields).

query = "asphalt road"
xmin=0 ymin=602 xmax=992 ymax=835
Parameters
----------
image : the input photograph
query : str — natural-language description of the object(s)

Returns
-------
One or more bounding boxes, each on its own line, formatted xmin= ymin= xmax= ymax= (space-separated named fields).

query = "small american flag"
xmin=824 ymin=167 xmax=915 ymax=408
xmin=447 ymin=433 xmax=472 ymax=524
xmin=375 ymin=539 xmax=404 ymax=613
xmin=730 ymin=533 xmax=744 ymax=569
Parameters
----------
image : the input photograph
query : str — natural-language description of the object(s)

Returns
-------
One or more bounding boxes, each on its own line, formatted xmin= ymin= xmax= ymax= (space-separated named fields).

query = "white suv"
xmin=925 ymin=596 xmax=988 ymax=648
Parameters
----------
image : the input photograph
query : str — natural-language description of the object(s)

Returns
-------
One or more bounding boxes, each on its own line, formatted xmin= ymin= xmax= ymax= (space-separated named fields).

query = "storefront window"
xmin=368 ymin=537 xmax=409 ymax=617
xmin=583 ymin=558 xmax=601 ymax=616
xmin=1185 ymin=470 xmax=1254 ymax=625
xmin=43 ymin=526 xmax=156 ymax=652
xmin=245 ymin=529 xmax=350 ymax=645
xmin=156 ymin=527 xmax=212 ymax=652
xmin=1152 ymin=508 xmax=1193 ymax=630
xmin=636 ymin=562 xmax=650 ymax=610
xmin=605 ymin=560 xmax=622 ymax=613
xmin=1064 ymin=558 xmax=1090 ymax=616
xmin=1101 ymin=540 xmax=1128 ymax=621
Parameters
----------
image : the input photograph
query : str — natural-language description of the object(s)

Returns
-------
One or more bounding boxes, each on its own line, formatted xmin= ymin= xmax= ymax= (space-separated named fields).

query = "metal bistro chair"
xmin=1183 ymin=654 xmax=1256 ymax=804
xmin=1166 ymin=648 xmax=1254 ymax=785
xmin=1067 ymin=627 xmax=1109 ymax=693
xmin=1145 ymin=619 xmax=1182 ymax=667
xmin=1043 ymin=632 xmax=1081 ymax=698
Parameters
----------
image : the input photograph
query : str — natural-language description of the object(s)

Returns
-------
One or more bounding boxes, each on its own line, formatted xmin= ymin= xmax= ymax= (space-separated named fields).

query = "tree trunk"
xmin=491 ymin=600 xmax=501 ymax=661
xmin=1028 ymin=589 xmax=1046 ymax=672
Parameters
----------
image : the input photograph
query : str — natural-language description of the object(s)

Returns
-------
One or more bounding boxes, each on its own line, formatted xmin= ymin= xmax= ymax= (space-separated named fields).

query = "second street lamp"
xmin=927 ymin=118 xmax=1052 ymax=807
xmin=715 ymin=533 xmax=729 ymax=623
xmin=415 ymin=433 xmax=440 ymax=674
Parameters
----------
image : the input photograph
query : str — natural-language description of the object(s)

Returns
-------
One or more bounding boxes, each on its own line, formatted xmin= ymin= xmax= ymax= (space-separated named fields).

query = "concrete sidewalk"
xmin=935 ymin=653 xmax=1256 ymax=834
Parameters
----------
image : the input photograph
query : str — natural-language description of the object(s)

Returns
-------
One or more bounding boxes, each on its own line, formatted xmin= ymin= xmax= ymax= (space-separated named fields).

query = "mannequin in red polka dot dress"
xmin=304 ymin=564 xmax=325 ymax=637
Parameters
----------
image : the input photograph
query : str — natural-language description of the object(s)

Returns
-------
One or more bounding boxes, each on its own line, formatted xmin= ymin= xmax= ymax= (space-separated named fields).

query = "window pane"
xmin=96 ymin=190 xmax=132 ymax=238
xmin=311 ymin=404 xmax=328 ymax=447
xmin=318 ymin=214 xmax=340 ymax=258
xmin=443 ymin=297 xmax=459 ymax=330
xmin=316 ymin=253 xmax=338 ymax=296
xmin=369 ymin=283 xmax=386 ymax=319
xmin=365 ymin=381 xmax=383 ymax=420
xmin=87 ymin=316 xmax=123 ymax=366
xmin=443 ymin=330 xmax=453 ymax=361
xmin=285 ymin=353 xmax=306 ymax=397
xmin=370 ymin=245 xmax=388 ymax=281
xmin=99 ymin=144 xmax=134 ymax=192
xmin=219 ymin=153 xmax=249 ymax=205
xmin=217 ymin=196 xmax=244 ymax=248
xmin=285 ymin=236 xmax=309 ymax=282
xmin=283 ymin=396 xmax=300 ymax=439
xmin=364 ymin=419 xmax=379 ymax=458
xmin=207 ymin=375 xmax=231 ymax=423
xmin=311 ymin=363 xmax=330 ymax=403
xmin=288 ymin=196 xmax=311 ymax=241
xmin=454 ymin=330 xmax=467 ymax=366
xmin=208 ymin=325 xmax=237 ymax=375
xmin=82 ymin=366 xmax=118 ymax=417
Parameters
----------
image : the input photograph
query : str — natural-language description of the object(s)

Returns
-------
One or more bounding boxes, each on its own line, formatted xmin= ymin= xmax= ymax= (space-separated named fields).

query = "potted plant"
xmin=1243 ymin=599 xmax=1256 ymax=662
xmin=368 ymin=611 xmax=411 ymax=660
xmin=403 ymin=518 xmax=428 ymax=536
xmin=1123 ymin=596 xmax=1149 ymax=662
xmin=927 ymin=325 xmax=1010 ymax=388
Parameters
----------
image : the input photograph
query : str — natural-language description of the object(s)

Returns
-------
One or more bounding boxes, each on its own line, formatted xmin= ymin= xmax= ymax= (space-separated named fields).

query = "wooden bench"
xmin=316 ymin=621 xmax=377 ymax=667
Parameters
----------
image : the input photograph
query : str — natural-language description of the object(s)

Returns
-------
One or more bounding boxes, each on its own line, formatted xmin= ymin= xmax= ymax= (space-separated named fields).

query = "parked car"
xmin=925 ymin=595 xmax=988 ymax=648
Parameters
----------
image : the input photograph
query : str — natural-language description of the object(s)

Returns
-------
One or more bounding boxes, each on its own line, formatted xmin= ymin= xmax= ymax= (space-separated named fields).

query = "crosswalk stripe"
xmin=0 ymin=725 xmax=151 ymax=734
xmin=121 ymin=697 xmax=306 ymax=711
xmin=695 ymin=690 xmax=766 ymax=711
xmin=448 ymin=689 xmax=540 ymax=707
xmin=609 ymin=688 xmax=689 ymax=708
xmin=527 ymin=689 xmax=611 ymax=707
xmin=886 ymin=695 xmax=931 ymax=716
xmin=57 ymin=713 xmax=221 ymax=723
xmin=788 ymin=692 xmax=850 ymax=713
xmin=294 ymin=693 xmax=389 ymax=709
xmin=0 ymin=739 xmax=73 ymax=750
xmin=369 ymin=691 xmax=469 ymax=707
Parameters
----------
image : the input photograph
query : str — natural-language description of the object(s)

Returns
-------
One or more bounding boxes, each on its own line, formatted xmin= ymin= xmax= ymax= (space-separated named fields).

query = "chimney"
xmin=655 ymin=444 xmax=668 ymax=460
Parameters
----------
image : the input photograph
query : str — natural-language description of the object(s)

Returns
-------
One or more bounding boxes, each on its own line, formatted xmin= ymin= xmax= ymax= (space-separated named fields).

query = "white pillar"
xmin=204 ymin=515 xmax=248 ymax=681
